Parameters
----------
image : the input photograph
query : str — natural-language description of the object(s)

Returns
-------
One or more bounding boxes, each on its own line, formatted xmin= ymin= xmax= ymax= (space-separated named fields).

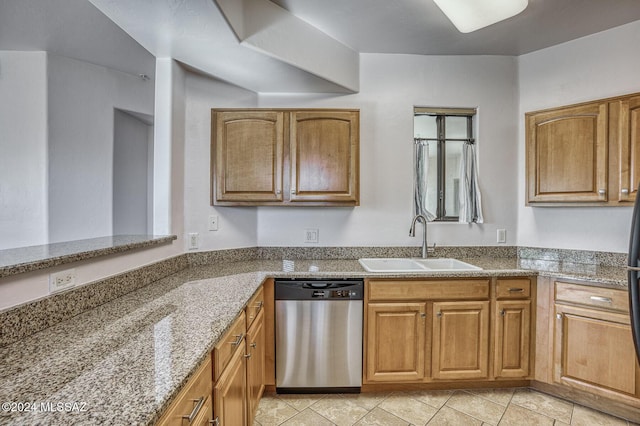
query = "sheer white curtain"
xmin=459 ymin=142 xmax=483 ymax=223
xmin=413 ymin=140 xmax=436 ymax=221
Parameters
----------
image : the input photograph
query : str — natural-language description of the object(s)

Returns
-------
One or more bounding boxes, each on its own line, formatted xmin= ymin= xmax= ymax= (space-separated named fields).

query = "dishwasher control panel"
xmin=275 ymin=279 xmax=363 ymax=300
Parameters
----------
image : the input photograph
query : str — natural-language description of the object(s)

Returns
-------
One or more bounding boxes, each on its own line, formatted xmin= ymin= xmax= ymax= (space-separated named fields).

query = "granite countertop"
xmin=0 ymin=257 xmax=628 ymax=425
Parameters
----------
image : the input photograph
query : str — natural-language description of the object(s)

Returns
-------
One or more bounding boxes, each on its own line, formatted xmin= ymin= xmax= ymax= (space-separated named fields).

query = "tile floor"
xmin=254 ymin=388 xmax=637 ymax=426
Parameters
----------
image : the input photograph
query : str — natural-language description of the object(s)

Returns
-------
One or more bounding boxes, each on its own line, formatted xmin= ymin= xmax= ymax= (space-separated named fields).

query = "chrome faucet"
xmin=409 ymin=214 xmax=429 ymax=259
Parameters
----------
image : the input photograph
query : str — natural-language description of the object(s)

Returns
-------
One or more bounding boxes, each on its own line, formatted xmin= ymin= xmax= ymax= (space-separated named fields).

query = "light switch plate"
xmin=188 ymin=232 xmax=199 ymax=250
xmin=497 ymin=229 xmax=507 ymax=244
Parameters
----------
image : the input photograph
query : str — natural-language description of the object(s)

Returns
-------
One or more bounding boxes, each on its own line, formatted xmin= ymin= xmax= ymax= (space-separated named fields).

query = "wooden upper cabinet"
xmin=611 ymin=94 xmax=640 ymax=203
xmin=289 ymin=111 xmax=359 ymax=203
xmin=526 ymin=91 xmax=640 ymax=206
xmin=213 ymin=110 xmax=284 ymax=203
xmin=212 ymin=109 xmax=359 ymax=206
xmin=526 ymin=102 xmax=608 ymax=204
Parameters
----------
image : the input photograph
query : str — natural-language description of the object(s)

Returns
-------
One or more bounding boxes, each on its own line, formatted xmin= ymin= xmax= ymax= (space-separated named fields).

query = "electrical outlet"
xmin=304 ymin=228 xmax=319 ymax=244
xmin=208 ymin=215 xmax=219 ymax=231
xmin=497 ymin=229 xmax=507 ymax=244
xmin=49 ymin=269 xmax=77 ymax=293
xmin=188 ymin=232 xmax=199 ymax=250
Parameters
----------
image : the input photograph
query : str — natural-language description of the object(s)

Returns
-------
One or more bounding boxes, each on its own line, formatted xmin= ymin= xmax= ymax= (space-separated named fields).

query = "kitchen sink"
xmin=358 ymin=258 xmax=481 ymax=272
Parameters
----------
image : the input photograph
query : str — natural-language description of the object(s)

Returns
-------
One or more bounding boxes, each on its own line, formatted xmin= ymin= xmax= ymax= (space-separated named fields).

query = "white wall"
xmin=254 ymin=54 xmax=519 ymax=247
xmin=47 ymin=53 xmax=154 ymax=243
xmin=517 ymin=21 xmax=640 ymax=252
xmin=0 ymin=51 xmax=48 ymax=249
xmin=183 ymin=71 xmax=260 ymax=251
xmin=113 ymin=109 xmax=151 ymax=234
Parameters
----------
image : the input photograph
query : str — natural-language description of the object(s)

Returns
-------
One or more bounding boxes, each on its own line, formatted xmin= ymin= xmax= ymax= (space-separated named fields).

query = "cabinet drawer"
xmin=246 ymin=286 xmax=264 ymax=330
xmin=496 ymin=278 xmax=531 ymax=299
xmin=555 ymin=282 xmax=628 ymax=313
xmin=368 ymin=279 xmax=490 ymax=301
xmin=213 ymin=311 xmax=246 ymax=382
xmin=157 ymin=357 xmax=212 ymax=425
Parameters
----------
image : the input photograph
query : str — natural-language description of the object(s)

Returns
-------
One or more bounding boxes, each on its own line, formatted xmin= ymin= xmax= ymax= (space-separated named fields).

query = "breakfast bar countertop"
xmin=0 ymin=257 xmax=628 ymax=425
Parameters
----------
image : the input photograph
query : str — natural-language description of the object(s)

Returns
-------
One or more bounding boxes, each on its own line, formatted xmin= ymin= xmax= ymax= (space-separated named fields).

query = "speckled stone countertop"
xmin=0 ymin=235 xmax=177 ymax=278
xmin=0 ymin=257 xmax=628 ymax=425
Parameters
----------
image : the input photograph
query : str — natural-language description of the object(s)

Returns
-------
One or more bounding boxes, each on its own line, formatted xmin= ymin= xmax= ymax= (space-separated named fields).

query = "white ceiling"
xmin=270 ymin=0 xmax=640 ymax=55
xmin=3 ymin=0 xmax=640 ymax=93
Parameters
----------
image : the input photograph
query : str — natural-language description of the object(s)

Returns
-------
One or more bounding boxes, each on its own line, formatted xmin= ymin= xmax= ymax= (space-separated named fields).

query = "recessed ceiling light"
xmin=433 ymin=0 xmax=529 ymax=33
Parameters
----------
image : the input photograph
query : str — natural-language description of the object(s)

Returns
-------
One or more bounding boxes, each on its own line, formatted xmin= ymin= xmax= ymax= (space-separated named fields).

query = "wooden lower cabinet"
xmin=432 ymin=301 xmax=490 ymax=380
xmin=366 ymin=303 xmax=426 ymax=382
xmin=364 ymin=278 xmax=532 ymax=385
xmin=553 ymin=303 xmax=638 ymax=398
xmin=214 ymin=345 xmax=247 ymax=426
xmin=246 ymin=308 xmax=265 ymax=422
xmin=156 ymin=357 xmax=213 ymax=426
xmin=494 ymin=300 xmax=531 ymax=378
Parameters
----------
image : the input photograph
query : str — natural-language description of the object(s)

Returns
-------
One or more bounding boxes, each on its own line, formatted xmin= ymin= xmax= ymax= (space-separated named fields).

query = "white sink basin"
xmin=413 ymin=258 xmax=482 ymax=271
xmin=358 ymin=258 xmax=481 ymax=273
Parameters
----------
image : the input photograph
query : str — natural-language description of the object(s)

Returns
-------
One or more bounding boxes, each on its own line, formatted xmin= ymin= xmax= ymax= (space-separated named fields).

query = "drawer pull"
xmin=250 ymin=342 xmax=257 ymax=348
xmin=183 ymin=397 xmax=205 ymax=423
xmin=231 ymin=333 xmax=244 ymax=346
xmin=436 ymin=311 xmax=442 ymax=318
xmin=556 ymin=313 xmax=563 ymax=319
xmin=590 ymin=296 xmax=612 ymax=304
xmin=244 ymin=353 xmax=252 ymax=359
xmin=500 ymin=309 xmax=506 ymax=316
xmin=211 ymin=417 xmax=220 ymax=425
xmin=508 ymin=288 xmax=524 ymax=293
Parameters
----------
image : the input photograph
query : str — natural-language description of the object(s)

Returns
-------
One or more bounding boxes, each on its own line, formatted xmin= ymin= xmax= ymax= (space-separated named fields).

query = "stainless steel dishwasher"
xmin=275 ymin=278 xmax=363 ymax=393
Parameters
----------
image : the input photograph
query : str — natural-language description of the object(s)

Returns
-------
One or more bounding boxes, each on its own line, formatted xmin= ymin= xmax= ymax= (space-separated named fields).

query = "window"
xmin=414 ymin=107 xmax=477 ymax=222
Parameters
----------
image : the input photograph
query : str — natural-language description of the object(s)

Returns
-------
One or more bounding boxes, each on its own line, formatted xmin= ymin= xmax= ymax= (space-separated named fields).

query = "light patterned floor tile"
xmin=354 ymin=407 xmax=410 ymax=426
xmin=254 ymin=396 xmax=299 ymax=425
xmin=280 ymin=408 xmax=336 ymax=426
xmin=571 ymin=405 xmax=627 ymax=426
xmin=378 ymin=394 xmax=438 ymax=426
xmin=445 ymin=391 xmax=507 ymax=425
xmin=396 ymin=390 xmax=454 ymax=409
xmin=499 ymin=404 xmax=555 ymax=426
xmin=427 ymin=405 xmax=483 ymax=426
xmin=276 ymin=393 xmax=328 ymax=411
xmin=310 ymin=396 xmax=370 ymax=426
xmin=469 ymin=388 xmax=516 ymax=406
xmin=510 ymin=389 xmax=574 ymax=424
xmin=342 ymin=392 xmax=391 ymax=410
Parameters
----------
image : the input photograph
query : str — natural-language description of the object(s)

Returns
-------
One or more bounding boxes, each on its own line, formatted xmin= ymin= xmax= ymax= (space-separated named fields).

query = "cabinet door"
xmin=611 ymin=95 xmax=640 ymax=203
xmin=366 ymin=303 xmax=426 ymax=382
xmin=494 ymin=300 xmax=531 ymax=378
xmin=213 ymin=110 xmax=284 ymax=203
xmin=289 ymin=110 xmax=359 ymax=204
xmin=526 ymin=102 xmax=608 ymax=203
xmin=246 ymin=309 xmax=265 ymax=424
xmin=553 ymin=304 xmax=637 ymax=397
xmin=213 ymin=345 xmax=247 ymax=426
xmin=432 ymin=301 xmax=489 ymax=380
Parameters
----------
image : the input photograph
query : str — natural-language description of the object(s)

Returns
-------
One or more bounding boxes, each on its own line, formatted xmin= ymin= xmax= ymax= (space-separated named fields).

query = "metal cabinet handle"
xmin=276 ymin=190 xmax=281 ymax=195
xmin=590 ymin=296 xmax=612 ymax=303
xmin=244 ymin=353 xmax=252 ymax=359
xmin=420 ymin=312 xmax=426 ymax=318
xmin=500 ymin=309 xmax=506 ymax=316
xmin=598 ymin=189 xmax=606 ymax=195
xmin=211 ymin=417 xmax=220 ymax=425
xmin=508 ymin=288 xmax=524 ymax=293
xmin=556 ymin=313 xmax=563 ymax=319
xmin=250 ymin=342 xmax=257 ymax=348
xmin=231 ymin=333 xmax=244 ymax=346
xmin=291 ymin=189 xmax=297 ymax=194
xmin=436 ymin=312 xmax=442 ymax=318
xmin=622 ymin=188 xmax=630 ymax=194
xmin=183 ymin=397 xmax=205 ymax=423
